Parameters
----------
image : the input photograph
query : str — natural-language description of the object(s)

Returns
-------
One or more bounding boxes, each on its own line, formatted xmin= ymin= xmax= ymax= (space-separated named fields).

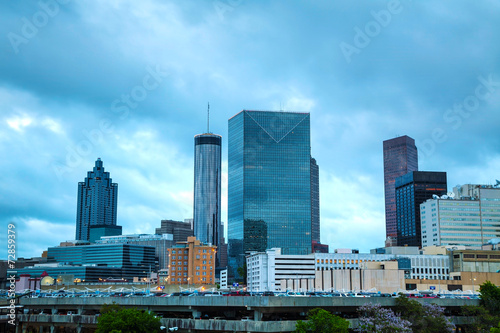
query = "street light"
xmin=472 ymin=277 xmax=476 ymax=294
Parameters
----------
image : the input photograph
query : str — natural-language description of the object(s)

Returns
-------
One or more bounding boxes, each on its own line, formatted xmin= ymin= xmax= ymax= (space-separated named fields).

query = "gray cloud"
xmin=1 ymin=0 xmax=499 ymax=258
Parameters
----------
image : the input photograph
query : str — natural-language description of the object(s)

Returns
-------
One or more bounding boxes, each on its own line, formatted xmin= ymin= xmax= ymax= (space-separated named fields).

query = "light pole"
xmin=472 ymin=277 xmax=476 ymax=294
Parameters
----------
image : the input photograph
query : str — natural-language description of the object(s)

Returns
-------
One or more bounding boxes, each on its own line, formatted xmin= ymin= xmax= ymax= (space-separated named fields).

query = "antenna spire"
xmin=207 ymin=102 xmax=210 ymax=133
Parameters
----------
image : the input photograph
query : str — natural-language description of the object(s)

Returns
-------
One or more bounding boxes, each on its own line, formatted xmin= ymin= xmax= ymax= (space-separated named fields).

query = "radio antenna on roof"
xmin=207 ymin=102 xmax=210 ymax=133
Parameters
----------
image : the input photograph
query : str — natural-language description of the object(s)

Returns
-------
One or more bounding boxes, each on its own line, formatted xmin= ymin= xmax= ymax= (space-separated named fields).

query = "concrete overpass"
xmin=2 ymin=296 xmax=480 ymax=332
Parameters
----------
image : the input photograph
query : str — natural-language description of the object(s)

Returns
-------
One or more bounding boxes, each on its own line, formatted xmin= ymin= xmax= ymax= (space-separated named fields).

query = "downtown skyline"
xmin=1 ymin=1 xmax=500 ymax=259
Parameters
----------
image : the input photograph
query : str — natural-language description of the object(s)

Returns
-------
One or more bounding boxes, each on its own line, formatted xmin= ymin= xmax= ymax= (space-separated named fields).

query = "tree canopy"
xmin=395 ymin=295 xmax=454 ymax=333
xmin=96 ymin=303 xmax=162 ymax=333
xmin=294 ymin=308 xmax=349 ymax=333
xmin=357 ymin=302 xmax=411 ymax=333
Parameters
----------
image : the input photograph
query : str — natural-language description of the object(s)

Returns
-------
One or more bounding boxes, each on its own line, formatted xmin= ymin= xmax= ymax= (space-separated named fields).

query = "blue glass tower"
xmin=193 ymin=133 xmax=222 ymax=266
xmin=228 ymin=110 xmax=312 ymax=277
xmin=76 ymin=158 xmax=118 ymax=241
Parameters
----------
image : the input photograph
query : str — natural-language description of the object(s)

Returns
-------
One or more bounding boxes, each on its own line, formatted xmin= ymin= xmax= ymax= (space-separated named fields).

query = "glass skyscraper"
xmin=193 ymin=133 xmax=222 ymax=266
xmin=383 ymin=136 xmax=418 ymax=244
xmin=395 ymin=171 xmax=447 ymax=247
xmin=228 ymin=110 xmax=312 ymax=276
xmin=75 ymin=158 xmax=118 ymax=241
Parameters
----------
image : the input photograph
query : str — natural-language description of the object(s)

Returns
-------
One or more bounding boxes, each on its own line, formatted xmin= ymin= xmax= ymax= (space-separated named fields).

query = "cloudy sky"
xmin=1 ymin=0 xmax=500 ymax=259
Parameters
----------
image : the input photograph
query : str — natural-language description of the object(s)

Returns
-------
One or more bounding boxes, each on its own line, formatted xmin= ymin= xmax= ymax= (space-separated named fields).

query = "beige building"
xmin=167 ymin=237 xmax=216 ymax=285
xmin=311 ymin=261 xmax=405 ymax=293
xmin=406 ymin=271 xmax=500 ymax=293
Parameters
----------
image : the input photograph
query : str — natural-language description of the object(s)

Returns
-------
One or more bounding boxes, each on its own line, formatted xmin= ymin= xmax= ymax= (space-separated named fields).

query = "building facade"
xmin=421 ymin=184 xmax=500 ymax=248
xmin=166 ymin=237 xmax=216 ymax=285
xmin=228 ymin=110 xmax=313 ymax=278
xmin=193 ymin=133 xmax=223 ymax=267
xmin=246 ymin=248 xmax=450 ymax=292
xmin=383 ymin=136 xmax=418 ymax=244
xmin=96 ymin=234 xmax=174 ymax=270
xmin=76 ymin=158 xmax=119 ymax=241
xmin=9 ymin=244 xmax=155 ymax=282
xmin=396 ymin=171 xmax=447 ymax=247
xmin=310 ymin=158 xmax=320 ymax=244
xmin=155 ymin=219 xmax=194 ymax=243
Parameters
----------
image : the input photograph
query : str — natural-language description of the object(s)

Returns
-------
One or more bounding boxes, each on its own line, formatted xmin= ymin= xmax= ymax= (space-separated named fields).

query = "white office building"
xmin=246 ymin=248 xmax=450 ymax=292
xmin=421 ymin=184 xmax=500 ymax=249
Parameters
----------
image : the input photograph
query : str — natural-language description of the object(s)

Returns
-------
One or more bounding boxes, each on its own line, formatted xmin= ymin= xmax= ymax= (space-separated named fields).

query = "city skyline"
xmin=1 ymin=1 xmax=500 ymax=259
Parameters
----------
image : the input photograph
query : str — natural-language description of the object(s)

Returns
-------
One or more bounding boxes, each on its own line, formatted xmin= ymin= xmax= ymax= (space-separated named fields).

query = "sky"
xmin=1 ymin=0 xmax=500 ymax=259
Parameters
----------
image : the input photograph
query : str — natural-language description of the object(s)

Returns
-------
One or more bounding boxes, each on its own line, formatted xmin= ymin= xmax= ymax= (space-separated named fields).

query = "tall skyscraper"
xmin=193 ymin=133 xmax=222 ymax=266
xmin=310 ymin=157 xmax=320 ymax=244
xmin=383 ymin=136 xmax=418 ymax=245
xmin=395 ymin=171 xmax=447 ymax=247
xmin=75 ymin=158 xmax=119 ymax=241
xmin=228 ymin=110 xmax=312 ymax=277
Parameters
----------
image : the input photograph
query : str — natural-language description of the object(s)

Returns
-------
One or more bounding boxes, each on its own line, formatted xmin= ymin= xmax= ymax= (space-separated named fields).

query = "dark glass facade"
xmin=193 ymin=133 xmax=222 ymax=267
xmin=396 ymin=171 xmax=447 ymax=247
xmin=10 ymin=244 xmax=156 ymax=281
xmin=383 ymin=136 xmax=418 ymax=242
xmin=228 ymin=110 xmax=312 ymax=277
xmin=310 ymin=157 xmax=320 ymax=244
xmin=76 ymin=158 xmax=118 ymax=241
xmin=155 ymin=219 xmax=193 ymax=243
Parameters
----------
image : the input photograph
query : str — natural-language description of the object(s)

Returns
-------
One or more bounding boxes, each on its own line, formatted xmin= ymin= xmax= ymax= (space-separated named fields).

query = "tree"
xmin=236 ymin=262 xmax=247 ymax=283
xmin=491 ymin=321 xmax=500 ymax=333
xmin=460 ymin=282 xmax=500 ymax=332
xmin=395 ymin=295 xmax=454 ymax=332
xmin=461 ymin=305 xmax=499 ymax=333
xmin=357 ymin=303 xmax=412 ymax=333
xmin=96 ymin=303 xmax=162 ymax=333
xmin=294 ymin=308 xmax=349 ymax=333
xmin=480 ymin=281 xmax=500 ymax=315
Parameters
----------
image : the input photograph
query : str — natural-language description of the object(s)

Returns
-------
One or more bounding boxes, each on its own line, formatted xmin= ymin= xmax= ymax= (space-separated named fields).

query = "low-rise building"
xmin=246 ymin=248 xmax=450 ymax=293
xmin=96 ymin=233 xmax=174 ymax=270
xmin=167 ymin=237 xmax=216 ymax=285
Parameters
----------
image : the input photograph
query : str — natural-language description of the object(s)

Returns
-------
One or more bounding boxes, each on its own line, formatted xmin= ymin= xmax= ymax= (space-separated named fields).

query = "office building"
xmin=75 ymin=158 xmax=119 ymax=241
xmin=193 ymin=133 xmax=223 ymax=267
xmin=89 ymin=225 xmax=122 ymax=243
xmin=310 ymin=158 xmax=320 ymax=244
xmin=155 ymin=219 xmax=194 ymax=243
xmin=246 ymin=248 xmax=449 ymax=293
xmin=9 ymin=244 xmax=155 ymax=282
xmin=383 ymin=136 xmax=418 ymax=245
xmin=396 ymin=171 xmax=447 ymax=247
xmin=96 ymin=234 xmax=174 ymax=270
xmin=167 ymin=237 xmax=216 ymax=285
xmin=421 ymin=184 xmax=500 ymax=248
xmin=228 ymin=110 xmax=313 ymax=276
